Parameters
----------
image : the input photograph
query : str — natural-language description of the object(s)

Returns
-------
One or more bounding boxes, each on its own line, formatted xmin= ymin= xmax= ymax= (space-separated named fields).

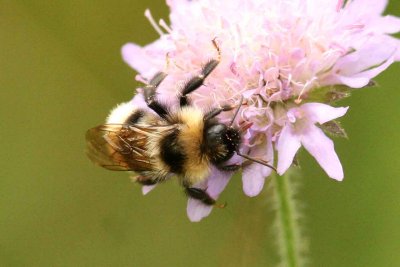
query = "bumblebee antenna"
xmin=229 ymin=95 xmax=244 ymax=126
xmin=236 ymin=152 xmax=277 ymax=172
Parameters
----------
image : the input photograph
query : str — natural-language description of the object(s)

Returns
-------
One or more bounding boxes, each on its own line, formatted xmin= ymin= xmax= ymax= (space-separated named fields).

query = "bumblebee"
xmin=86 ymin=40 xmax=275 ymax=206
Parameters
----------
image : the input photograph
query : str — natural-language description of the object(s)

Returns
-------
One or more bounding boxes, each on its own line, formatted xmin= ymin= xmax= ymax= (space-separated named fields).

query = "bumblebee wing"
xmin=86 ymin=124 xmax=158 ymax=171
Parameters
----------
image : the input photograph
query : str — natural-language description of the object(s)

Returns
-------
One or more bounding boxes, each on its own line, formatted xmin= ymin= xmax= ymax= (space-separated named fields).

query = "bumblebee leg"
xmin=203 ymin=104 xmax=235 ymax=121
xmin=185 ymin=187 xmax=216 ymax=206
xmin=204 ymin=95 xmax=244 ymax=123
xmin=143 ymin=72 xmax=169 ymax=119
xmin=180 ymin=39 xmax=221 ymax=107
xmin=134 ymin=175 xmax=158 ymax=185
xmin=136 ymin=179 xmax=158 ymax=186
xmin=218 ymin=163 xmax=241 ymax=172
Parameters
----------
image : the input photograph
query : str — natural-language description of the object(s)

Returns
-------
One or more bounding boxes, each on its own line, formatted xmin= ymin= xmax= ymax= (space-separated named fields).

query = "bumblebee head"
xmin=204 ymin=123 xmax=241 ymax=164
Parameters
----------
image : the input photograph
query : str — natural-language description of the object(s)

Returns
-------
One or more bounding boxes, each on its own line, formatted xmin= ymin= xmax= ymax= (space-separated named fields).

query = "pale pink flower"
xmin=121 ymin=0 xmax=400 ymax=221
xmin=276 ymin=103 xmax=348 ymax=181
xmin=242 ymin=132 xmax=274 ymax=196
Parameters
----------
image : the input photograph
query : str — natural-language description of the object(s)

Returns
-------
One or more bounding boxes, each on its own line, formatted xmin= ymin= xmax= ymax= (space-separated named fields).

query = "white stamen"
xmin=295 ymin=77 xmax=317 ymax=104
xmin=159 ymin=19 xmax=172 ymax=33
xmin=144 ymin=9 xmax=164 ymax=36
xmin=287 ymin=73 xmax=292 ymax=86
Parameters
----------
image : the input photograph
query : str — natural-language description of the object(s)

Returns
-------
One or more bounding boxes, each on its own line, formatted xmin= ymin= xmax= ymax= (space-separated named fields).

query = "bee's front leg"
xmin=217 ymin=163 xmax=241 ymax=172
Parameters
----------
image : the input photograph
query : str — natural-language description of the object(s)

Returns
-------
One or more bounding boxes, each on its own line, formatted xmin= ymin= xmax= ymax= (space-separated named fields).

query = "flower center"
xmin=287 ymin=109 xmax=309 ymax=133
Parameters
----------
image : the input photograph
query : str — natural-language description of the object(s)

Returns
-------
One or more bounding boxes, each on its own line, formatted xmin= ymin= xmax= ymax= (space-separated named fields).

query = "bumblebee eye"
xmin=205 ymin=124 xmax=240 ymax=164
xmin=205 ymin=124 xmax=226 ymax=146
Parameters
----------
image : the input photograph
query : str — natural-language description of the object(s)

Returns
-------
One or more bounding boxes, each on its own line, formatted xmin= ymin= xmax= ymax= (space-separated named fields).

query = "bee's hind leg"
xmin=185 ymin=187 xmax=216 ymax=206
xmin=183 ymin=163 xmax=240 ymax=207
xmin=134 ymin=175 xmax=158 ymax=185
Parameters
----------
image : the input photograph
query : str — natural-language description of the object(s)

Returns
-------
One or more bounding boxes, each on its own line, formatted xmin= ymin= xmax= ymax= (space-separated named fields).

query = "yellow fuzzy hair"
xmin=176 ymin=106 xmax=210 ymax=184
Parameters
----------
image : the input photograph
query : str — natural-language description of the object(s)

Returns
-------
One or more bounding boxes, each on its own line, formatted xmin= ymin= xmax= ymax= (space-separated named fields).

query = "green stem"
xmin=273 ymin=169 xmax=304 ymax=267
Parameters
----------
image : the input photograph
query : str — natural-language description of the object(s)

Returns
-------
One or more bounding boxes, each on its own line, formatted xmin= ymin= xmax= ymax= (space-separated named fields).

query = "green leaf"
xmin=320 ymin=120 xmax=348 ymax=139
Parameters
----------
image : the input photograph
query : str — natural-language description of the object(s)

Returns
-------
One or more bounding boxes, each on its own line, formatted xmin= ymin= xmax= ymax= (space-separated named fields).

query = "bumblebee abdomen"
xmin=159 ymin=129 xmax=186 ymax=174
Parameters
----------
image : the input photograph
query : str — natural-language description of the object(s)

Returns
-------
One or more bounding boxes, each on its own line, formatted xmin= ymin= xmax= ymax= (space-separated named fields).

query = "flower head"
xmin=122 ymin=0 xmax=400 ymax=221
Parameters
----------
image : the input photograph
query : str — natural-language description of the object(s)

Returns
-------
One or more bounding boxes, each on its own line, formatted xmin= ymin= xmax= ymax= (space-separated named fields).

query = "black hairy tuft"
xmin=160 ymin=129 xmax=186 ymax=173
xmin=126 ymin=110 xmax=144 ymax=125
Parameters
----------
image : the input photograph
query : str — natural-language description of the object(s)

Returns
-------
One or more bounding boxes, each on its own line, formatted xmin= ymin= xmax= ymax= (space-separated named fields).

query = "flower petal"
xmin=277 ymin=125 xmax=301 ymax=175
xmin=332 ymin=75 xmax=371 ymax=88
xmin=306 ymin=0 xmax=338 ymax=15
xmin=339 ymin=39 xmax=396 ymax=75
xmin=121 ymin=43 xmax=158 ymax=77
xmin=142 ymin=185 xmax=156 ymax=195
xmin=301 ymin=103 xmax=349 ymax=124
xmin=186 ymin=167 xmax=233 ymax=222
xmin=121 ymin=38 xmax=174 ymax=78
xmin=337 ymin=56 xmax=394 ymax=88
xmin=186 ymin=198 xmax=213 ymax=222
xmin=371 ymin=15 xmax=400 ymax=34
xmin=130 ymin=93 xmax=149 ymax=109
xmin=242 ymin=134 xmax=273 ymax=196
xmin=350 ymin=0 xmax=388 ymax=16
xmin=322 ymin=37 xmax=397 ymax=87
xmin=301 ymin=125 xmax=344 ymax=181
xmin=242 ymin=164 xmax=267 ymax=197
xmin=206 ymin=166 xmax=233 ymax=199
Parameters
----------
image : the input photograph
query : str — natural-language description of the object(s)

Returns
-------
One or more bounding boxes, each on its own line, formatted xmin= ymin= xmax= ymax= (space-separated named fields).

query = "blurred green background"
xmin=1 ymin=1 xmax=399 ymax=266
